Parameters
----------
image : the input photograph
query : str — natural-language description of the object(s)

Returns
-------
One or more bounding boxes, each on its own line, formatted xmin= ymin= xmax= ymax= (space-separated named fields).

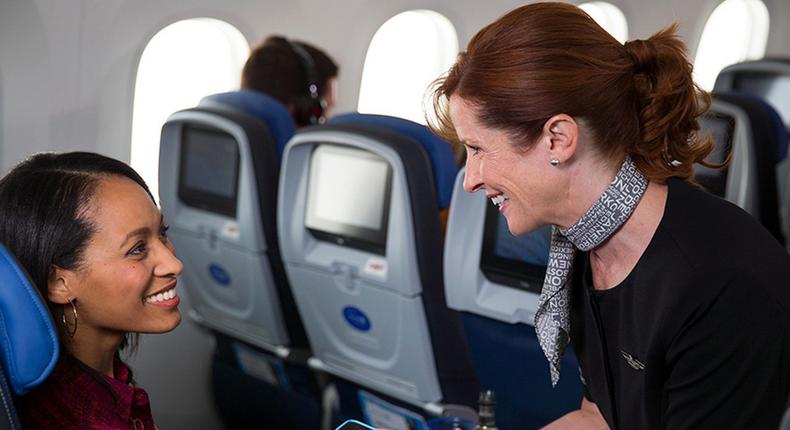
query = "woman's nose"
xmin=155 ymin=243 xmax=184 ymax=278
xmin=463 ymin=160 xmax=483 ymax=193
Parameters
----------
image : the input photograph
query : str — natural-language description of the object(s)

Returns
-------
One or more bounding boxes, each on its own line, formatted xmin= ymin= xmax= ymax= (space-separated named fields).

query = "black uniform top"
xmin=570 ymin=178 xmax=790 ymax=430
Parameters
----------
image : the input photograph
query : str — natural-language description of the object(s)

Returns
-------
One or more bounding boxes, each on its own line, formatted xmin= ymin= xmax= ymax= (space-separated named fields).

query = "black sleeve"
xmin=663 ymin=273 xmax=790 ymax=430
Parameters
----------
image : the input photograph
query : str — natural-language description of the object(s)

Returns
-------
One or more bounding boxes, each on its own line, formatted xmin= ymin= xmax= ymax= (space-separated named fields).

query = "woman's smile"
xmin=143 ymin=283 xmax=180 ymax=308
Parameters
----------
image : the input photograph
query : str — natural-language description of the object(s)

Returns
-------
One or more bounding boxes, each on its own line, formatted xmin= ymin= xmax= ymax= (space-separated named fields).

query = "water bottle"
xmin=473 ymin=390 xmax=498 ymax=430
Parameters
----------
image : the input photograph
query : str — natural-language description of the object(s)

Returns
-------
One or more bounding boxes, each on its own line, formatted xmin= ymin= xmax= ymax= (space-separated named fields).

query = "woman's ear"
xmin=543 ymin=114 xmax=579 ymax=163
xmin=48 ymin=266 xmax=75 ymax=304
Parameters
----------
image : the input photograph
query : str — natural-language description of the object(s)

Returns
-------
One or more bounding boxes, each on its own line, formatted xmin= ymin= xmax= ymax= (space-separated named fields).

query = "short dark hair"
xmin=241 ymin=35 xmax=339 ymax=105
xmin=0 ymin=151 xmax=153 ymax=348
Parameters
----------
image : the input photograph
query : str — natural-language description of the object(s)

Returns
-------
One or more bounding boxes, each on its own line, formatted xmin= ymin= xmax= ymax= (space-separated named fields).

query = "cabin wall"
xmin=0 ymin=1 xmax=52 ymax=172
xmin=7 ymin=0 xmax=779 ymax=172
xmin=764 ymin=0 xmax=790 ymax=57
xmin=1 ymin=1 xmax=789 ymax=428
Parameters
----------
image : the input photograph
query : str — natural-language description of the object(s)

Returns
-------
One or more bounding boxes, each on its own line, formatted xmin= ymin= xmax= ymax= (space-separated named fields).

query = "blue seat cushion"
xmin=331 ymin=113 xmax=458 ymax=209
xmin=200 ymin=90 xmax=296 ymax=161
xmin=0 ymin=244 xmax=59 ymax=395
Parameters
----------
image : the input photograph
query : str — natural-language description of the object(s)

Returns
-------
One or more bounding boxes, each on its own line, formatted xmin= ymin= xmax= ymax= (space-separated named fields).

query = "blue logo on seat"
xmin=208 ymin=264 xmax=231 ymax=286
xmin=343 ymin=306 xmax=371 ymax=331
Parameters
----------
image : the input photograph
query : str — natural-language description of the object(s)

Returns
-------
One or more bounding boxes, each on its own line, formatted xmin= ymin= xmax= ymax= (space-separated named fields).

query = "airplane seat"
xmin=200 ymin=89 xmax=296 ymax=161
xmin=698 ymin=92 xmax=788 ymax=244
xmin=0 ymin=243 xmax=59 ymax=430
xmin=443 ymin=168 xmax=583 ymax=429
xmin=159 ymin=103 xmax=318 ymax=429
xmin=713 ymin=60 xmax=790 ymax=245
xmin=278 ymin=113 xmax=479 ymax=427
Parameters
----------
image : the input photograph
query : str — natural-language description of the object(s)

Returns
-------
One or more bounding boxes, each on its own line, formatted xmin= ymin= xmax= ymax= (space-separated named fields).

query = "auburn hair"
xmin=429 ymin=2 xmax=714 ymax=183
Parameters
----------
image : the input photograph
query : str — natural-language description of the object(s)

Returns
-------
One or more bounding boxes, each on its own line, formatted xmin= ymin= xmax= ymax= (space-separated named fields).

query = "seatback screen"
xmin=480 ymin=204 xmax=550 ymax=294
xmin=305 ymin=145 xmax=392 ymax=254
xmin=733 ymin=72 xmax=790 ymax=127
xmin=694 ymin=113 xmax=734 ymax=197
xmin=178 ymin=125 xmax=240 ymax=217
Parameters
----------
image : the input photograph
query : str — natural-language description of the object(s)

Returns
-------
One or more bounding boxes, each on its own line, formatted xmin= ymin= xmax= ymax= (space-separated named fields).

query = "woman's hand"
xmin=540 ymin=398 xmax=609 ymax=430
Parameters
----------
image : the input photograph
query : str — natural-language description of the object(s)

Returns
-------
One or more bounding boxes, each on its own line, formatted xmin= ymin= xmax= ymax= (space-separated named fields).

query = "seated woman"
xmin=0 ymin=152 xmax=182 ymax=429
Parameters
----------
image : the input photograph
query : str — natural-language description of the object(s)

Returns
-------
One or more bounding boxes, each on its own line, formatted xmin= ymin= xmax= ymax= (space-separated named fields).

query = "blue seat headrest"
xmin=746 ymin=95 xmax=789 ymax=162
xmin=0 ymin=244 xmax=59 ymax=395
xmin=200 ymin=90 xmax=296 ymax=161
xmin=331 ymin=113 xmax=459 ymax=209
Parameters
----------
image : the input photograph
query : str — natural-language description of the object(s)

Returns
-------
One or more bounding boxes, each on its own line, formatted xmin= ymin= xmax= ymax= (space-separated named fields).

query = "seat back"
xmin=714 ymin=60 xmax=790 ymax=244
xmin=162 ymin=93 xmax=321 ymax=429
xmin=159 ymin=103 xmax=307 ymax=353
xmin=0 ymin=243 xmax=59 ymax=430
xmin=200 ymin=89 xmax=296 ymax=161
xmin=698 ymin=94 xmax=787 ymax=243
xmin=443 ymin=168 xmax=583 ymax=429
xmin=714 ymin=59 xmax=790 ymax=130
xmin=278 ymin=113 xmax=478 ymax=413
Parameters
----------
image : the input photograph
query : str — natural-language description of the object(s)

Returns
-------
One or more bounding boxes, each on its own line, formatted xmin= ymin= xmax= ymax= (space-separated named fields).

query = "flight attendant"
xmin=430 ymin=2 xmax=790 ymax=428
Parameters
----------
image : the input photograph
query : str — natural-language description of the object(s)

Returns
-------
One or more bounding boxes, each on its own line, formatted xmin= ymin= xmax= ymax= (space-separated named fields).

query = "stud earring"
xmin=550 ymin=159 xmax=560 ymax=166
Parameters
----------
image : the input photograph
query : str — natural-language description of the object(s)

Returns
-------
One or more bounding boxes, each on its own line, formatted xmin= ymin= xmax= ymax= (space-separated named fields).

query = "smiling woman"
xmin=0 ymin=152 xmax=183 ymax=430
xmin=430 ymin=2 xmax=790 ymax=429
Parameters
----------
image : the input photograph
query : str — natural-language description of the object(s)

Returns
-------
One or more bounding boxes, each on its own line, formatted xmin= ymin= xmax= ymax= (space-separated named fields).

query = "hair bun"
xmin=624 ymin=39 xmax=658 ymax=76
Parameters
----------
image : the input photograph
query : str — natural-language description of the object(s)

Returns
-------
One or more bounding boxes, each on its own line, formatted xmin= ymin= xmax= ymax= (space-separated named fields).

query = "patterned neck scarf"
xmin=534 ymin=156 xmax=648 ymax=386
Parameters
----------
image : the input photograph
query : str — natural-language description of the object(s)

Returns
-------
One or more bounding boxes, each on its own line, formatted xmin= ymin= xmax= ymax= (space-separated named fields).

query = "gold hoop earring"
xmin=61 ymin=299 xmax=78 ymax=338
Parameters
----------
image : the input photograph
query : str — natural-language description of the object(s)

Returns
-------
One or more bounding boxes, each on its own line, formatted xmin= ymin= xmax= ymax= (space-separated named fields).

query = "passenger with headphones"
xmin=241 ymin=35 xmax=339 ymax=127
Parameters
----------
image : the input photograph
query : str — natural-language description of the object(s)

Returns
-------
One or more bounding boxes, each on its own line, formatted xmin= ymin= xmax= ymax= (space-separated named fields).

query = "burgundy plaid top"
xmin=16 ymin=355 xmax=158 ymax=429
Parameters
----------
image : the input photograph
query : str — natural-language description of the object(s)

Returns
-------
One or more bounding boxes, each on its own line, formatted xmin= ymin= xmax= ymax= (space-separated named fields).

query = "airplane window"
xmin=578 ymin=2 xmax=629 ymax=43
xmin=131 ymin=18 xmax=249 ymax=201
xmin=693 ymin=0 xmax=769 ymax=90
xmin=357 ymin=10 xmax=458 ymax=125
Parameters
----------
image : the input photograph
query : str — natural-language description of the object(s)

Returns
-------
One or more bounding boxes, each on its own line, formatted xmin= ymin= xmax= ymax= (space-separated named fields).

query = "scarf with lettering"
xmin=534 ymin=156 xmax=648 ymax=386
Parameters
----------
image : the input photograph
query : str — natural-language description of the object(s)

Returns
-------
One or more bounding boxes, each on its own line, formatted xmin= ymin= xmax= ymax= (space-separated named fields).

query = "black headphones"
xmin=288 ymin=40 xmax=325 ymax=127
